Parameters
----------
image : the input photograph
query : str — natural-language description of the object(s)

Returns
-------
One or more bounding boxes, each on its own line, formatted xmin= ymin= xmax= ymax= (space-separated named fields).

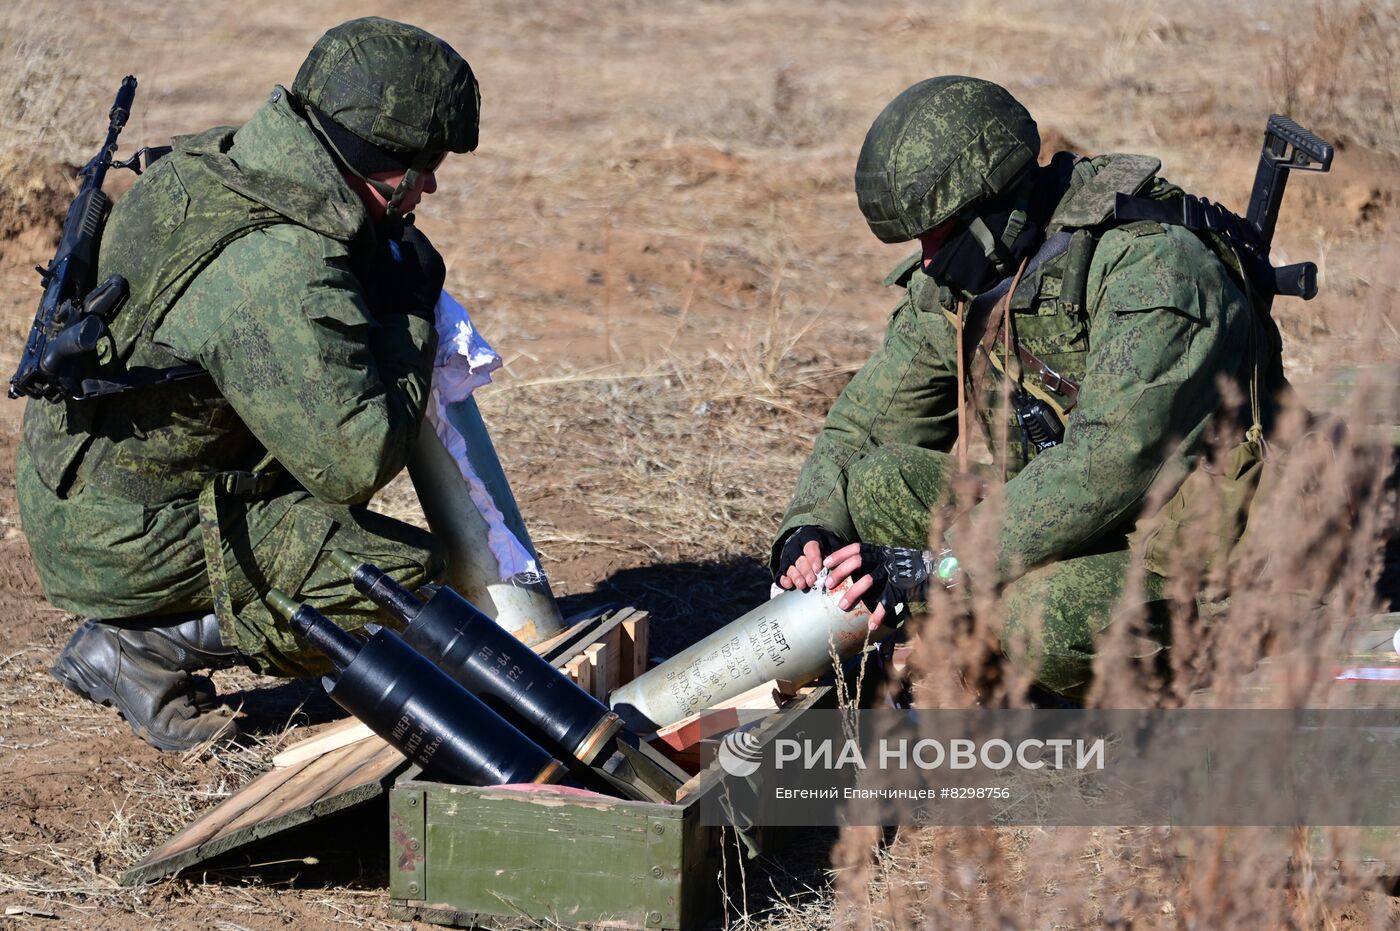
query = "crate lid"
xmin=121 ymin=608 xmax=644 ymax=886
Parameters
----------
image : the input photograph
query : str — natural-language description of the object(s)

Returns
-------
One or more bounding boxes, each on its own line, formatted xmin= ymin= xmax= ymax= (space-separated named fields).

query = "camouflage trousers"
xmin=207 ymin=491 xmax=445 ymax=677
xmin=18 ymin=439 xmax=444 ymax=679
xmin=846 ymin=443 xmax=1171 ymax=698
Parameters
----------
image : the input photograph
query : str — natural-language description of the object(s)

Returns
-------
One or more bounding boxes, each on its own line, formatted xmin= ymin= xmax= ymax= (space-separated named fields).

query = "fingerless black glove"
xmin=774 ymin=526 xmax=845 ymax=583
xmin=853 ymin=544 xmax=933 ymax=618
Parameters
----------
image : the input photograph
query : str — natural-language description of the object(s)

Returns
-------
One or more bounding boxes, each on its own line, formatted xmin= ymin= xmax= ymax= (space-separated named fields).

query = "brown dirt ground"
xmin=0 ymin=0 xmax=1398 ymax=928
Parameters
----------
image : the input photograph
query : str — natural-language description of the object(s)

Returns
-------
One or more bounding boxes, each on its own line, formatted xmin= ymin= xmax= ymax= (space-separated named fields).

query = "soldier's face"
xmin=917 ymin=217 xmax=959 ymax=269
xmin=360 ymin=167 xmax=439 ymax=220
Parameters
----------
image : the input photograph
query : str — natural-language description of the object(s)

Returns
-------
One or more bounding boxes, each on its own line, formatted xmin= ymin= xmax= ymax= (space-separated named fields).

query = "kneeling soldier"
xmin=773 ymin=77 xmax=1288 ymax=699
xmin=18 ymin=17 xmax=479 ymax=749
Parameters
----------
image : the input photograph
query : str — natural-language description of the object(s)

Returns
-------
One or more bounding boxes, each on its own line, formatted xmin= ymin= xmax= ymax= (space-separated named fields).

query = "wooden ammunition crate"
xmin=387 ymin=781 xmax=715 ymax=929
xmin=120 ymin=608 xmax=830 ymax=930
xmin=387 ymin=687 xmax=832 ymax=930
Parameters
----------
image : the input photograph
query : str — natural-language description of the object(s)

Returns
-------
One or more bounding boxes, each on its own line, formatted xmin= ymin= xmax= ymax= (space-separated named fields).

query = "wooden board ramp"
xmin=122 ymin=607 xmax=649 ymax=886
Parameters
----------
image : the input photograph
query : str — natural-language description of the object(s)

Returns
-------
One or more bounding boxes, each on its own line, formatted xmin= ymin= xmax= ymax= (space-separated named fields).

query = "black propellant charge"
xmin=348 ymin=562 xmax=619 ymax=763
xmin=286 ymin=600 xmax=560 ymax=786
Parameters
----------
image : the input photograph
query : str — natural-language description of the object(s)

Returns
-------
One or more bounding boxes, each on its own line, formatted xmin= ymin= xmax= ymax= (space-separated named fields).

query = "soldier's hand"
xmin=825 ymin=542 xmax=935 ymax=629
xmin=823 ymin=542 xmax=886 ymax=627
xmin=775 ymin=526 xmax=843 ymax=591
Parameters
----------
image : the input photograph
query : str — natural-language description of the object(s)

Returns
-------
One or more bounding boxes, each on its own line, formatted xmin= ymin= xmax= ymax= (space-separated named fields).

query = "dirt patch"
xmin=0 ymin=152 xmax=75 ymax=267
xmin=1037 ymin=125 xmax=1082 ymax=163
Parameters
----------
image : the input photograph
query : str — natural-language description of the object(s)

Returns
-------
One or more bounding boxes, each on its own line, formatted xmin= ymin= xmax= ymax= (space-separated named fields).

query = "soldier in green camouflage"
xmin=773 ymin=77 xmax=1282 ymax=699
xmin=17 ymin=17 xmax=480 ymax=750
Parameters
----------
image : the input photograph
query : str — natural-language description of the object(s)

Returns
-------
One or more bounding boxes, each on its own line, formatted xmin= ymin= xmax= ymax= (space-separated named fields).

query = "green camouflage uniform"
xmin=17 ymin=87 xmax=444 ymax=677
xmin=775 ymin=153 xmax=1274 ymax=697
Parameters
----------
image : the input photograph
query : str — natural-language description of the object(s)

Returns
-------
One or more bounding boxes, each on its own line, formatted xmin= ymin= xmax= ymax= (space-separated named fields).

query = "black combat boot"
xmin=50 ymin=614 xmax=246 ymax=752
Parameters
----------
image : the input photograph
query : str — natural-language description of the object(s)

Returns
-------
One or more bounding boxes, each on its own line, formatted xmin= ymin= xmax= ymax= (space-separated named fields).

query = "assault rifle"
xmin=1115 ymin=114 xmax=1334 ymax=310
xmin=9 ymin=76 xmax=198 ymax=402
xmin=1243 ymin=115 xmax=1334 ymax=305
xmin=8 ymin=77 xmax=135 ymax=401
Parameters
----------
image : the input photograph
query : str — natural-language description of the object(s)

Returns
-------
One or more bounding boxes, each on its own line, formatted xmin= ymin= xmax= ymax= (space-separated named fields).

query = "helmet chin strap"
xmin=926 ymin=173 xmax=1042 ymax=299
xmin=302 ymin=104 xmax=428 ymax=235
xmin=963 ymin=172 xmax=1037 ymax=278
xmin=380 ymin=149 xmax=438 ymax=224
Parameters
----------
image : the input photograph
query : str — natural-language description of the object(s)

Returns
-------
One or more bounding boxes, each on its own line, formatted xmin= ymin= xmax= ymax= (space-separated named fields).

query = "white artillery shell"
xmin=609 ymin=576 xmax=873 ymax=730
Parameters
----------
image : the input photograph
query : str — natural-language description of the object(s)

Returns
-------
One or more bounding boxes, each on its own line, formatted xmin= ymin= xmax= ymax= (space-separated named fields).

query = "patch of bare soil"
xmin=0 ymin=154 xmax=73 ymax=270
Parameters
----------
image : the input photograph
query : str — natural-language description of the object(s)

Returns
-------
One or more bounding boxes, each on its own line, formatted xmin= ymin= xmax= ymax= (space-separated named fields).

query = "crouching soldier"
xmin=17 ymin=17 xmax=480 ymax=749
xmin=772 ymin=77 xmax=1289 ymax=699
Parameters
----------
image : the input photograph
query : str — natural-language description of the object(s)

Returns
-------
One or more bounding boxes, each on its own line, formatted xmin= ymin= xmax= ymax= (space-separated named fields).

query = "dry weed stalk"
xmin=1269 ymin=0 xmax=1400 ymax=156
xmin=831 ymin=364 xmax=1399 ymax=928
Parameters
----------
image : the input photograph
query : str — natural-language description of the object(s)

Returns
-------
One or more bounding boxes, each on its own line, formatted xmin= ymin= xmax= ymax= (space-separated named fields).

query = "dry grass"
xmin=0 ymin=0 xmax=1396 ymax=928
xmin=1270 ymin=0 xmax=1400 ymax=156
xmin=822 ymin=368 xmax=1400 ymax=928
xmin=0 ymin=0 xmax=100 ymax=162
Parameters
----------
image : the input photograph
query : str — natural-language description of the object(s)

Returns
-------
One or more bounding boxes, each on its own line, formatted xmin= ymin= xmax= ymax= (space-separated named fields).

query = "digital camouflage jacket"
xmin=17 ymin=86 xmax=437 ymax=626
xmin=774 ymin=153 xmax=1280 ymax=583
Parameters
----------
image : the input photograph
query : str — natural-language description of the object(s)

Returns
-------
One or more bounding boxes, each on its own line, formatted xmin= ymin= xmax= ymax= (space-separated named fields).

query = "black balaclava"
xmin=300 ymin=100 xmax=440 ymax=240
xmin=924 ymin=154 xmax=1077 ymax=298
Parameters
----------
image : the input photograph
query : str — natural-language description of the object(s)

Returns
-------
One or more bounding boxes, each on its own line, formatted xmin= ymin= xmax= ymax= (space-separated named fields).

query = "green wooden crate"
xmin=387 ymin=781 xmax=715 ymax=929
xmin=387 ymin=686 xmax=833 ymax=930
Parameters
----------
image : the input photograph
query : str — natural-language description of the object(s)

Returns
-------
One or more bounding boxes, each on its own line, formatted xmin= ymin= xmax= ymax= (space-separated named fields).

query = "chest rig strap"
xmin=962 ymin=231 xmax=1082 ymax=410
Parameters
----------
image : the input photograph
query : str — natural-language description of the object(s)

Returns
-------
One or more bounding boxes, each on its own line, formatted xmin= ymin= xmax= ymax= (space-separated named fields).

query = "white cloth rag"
xmin=426 ymin=291 xmax=539 ymax=581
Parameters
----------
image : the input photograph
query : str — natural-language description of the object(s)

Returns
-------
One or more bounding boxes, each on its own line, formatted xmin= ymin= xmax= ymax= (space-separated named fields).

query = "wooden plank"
xmin=534 ymin=609 xmax=629 ymax=660
xmin=619 ymin=615 xmax=649 ymax=684
xmin=121 ymin=741 xmax=408 ymax=886
xmin=566 ymin=653 xmax=592 ymax=694
xmin=316 ymin=741 xmax=404 ymax=800
xmin=601 ymin=625 xmax=623 ymax=690
xmin=673 ymin=768 xmax=707 ymax=803
xmin=540 ymin=608 xmax=637 ymax=667
xmin=651 ymin=680 xmax=800 ymax=753
xmin=272 ymin=719 xmax=375 ymax=769
xmin=648 ymin=681 xmax=804 ymax=773
xmin=531 ymin=616 xmax=596 ymax=657
xmin=148 ymin=756 xmax=318 ymax=859
xmin=219 ymin=739 xmax=385 ymax=838
xmin=584 ymin=642 xmax=611 ymax=699
xmin=678 ymin=686 xmax=835 ymax=803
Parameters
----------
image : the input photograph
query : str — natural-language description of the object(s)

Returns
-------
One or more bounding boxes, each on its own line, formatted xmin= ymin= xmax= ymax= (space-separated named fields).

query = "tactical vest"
xmin=889 ymin=152 xmax=1269 ymax=478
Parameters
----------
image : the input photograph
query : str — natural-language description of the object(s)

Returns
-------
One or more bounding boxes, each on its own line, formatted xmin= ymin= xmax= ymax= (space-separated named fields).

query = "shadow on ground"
xmin=190 ymin=795 xmax=392 ymax=889
xmin=559 ymin=555 xmax=775 ymax=660
xmin=223 ymin=675 xmax=346 ymax=736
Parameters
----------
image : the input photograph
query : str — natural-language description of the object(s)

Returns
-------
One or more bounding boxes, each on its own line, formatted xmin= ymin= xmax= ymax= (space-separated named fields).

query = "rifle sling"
xmin=75 ymin=363 xmax=207 ymax=399
xmin=1113 ymin=192 xmax=1262 ymax=254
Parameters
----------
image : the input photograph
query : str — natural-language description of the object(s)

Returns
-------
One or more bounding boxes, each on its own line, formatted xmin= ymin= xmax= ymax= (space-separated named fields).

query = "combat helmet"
xmin=293 ymin=16 xmax=480 ymax=221
xmin=855 ymin=77 xmax=1041 ymax=293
